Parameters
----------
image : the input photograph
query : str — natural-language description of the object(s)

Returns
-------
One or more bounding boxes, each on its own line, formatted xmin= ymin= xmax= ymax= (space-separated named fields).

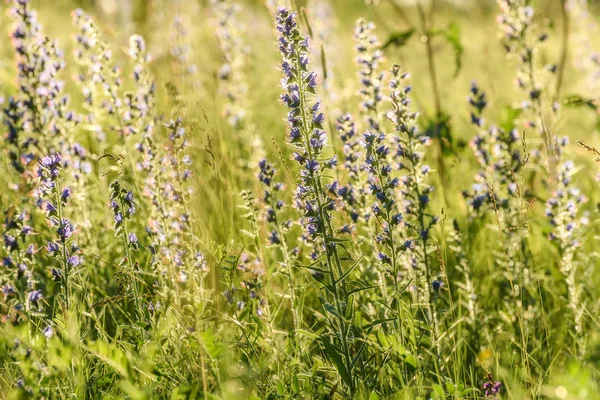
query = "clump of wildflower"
xmin=336 ymin=113 xmax=366 ymax=227
xmin=0 ymin=208 xmax=38 ymax=321
xmin=109 ymin=180 xmax=143 ymax=313
xmin=354 ymin=19 xmax=385 ymax=132
xmin=483 ymin=380 xmax=502 ymax=398
xmin=545 ymin=142 xmax=588 ymax=335
xmin=221 ymin=251 xmax=268 ymax=323
xmin=276 ymin=7 xmax=360 ymax=392
xmin=37 ymin=153 xmax=79 ymax=308
xmin=497 ymin=0 xmax=559 ymax=169
xmin=8 ymin=0 xmax=83 ymax=182
xmin=257 ymin=159 xmax=299 ymax=329
xmin=161 ymin=118 xmax=208 ymax=288
xmin=387 ymin=65 xmax=439 ymax=335
xmin=211 ymin=0 xmax=250 ymax=129
xmin=72 ymin=8 xmax=119 ymax=143
xmin=3 ymin=96 xmax=35 ymax=174
xmin=463 ymin=81 xmax=522 ymax=217
xmin=362 ymin=113 xmax=403 ymax=287
xmin=169 ymin=7 xmax=199 ymax=82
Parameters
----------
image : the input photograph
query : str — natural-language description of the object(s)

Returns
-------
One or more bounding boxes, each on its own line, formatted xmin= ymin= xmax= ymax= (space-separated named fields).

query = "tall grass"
xmin=1 ymin=0 xmax=600 ymax=398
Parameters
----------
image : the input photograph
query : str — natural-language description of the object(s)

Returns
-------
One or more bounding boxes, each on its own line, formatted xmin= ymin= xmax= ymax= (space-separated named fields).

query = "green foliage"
xmin=0 ymin=0 xmax=599 ymax=399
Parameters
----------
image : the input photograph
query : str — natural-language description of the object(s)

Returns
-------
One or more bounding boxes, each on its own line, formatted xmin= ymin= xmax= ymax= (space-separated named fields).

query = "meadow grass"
xmin=1 ymin=0 xmax=600 ymax=398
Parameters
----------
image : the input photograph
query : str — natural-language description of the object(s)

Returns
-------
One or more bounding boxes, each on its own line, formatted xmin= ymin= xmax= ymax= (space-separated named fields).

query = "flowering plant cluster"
xmin=1 ymin=0 xmax=600 ymax=398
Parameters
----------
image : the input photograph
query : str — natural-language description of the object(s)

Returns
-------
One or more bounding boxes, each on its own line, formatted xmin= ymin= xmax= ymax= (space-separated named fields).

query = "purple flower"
xmin=483 ymin=381 xmax=502 ymax=397
xmin=57 ymin=219 xmax=74 ymax=240
xmin=3 ymin=234 xmax=18 ymax=251
xmin=28 ymin=289 xmax=43 ymax=303
xmin=67 ymin=255 xmax=80 ymax=266
xmin=268 ymin=230 xmax=281 ymax=245
xmin=43 ymin=325 xmax=54 ymax=338
xmin=47 ymin=242 xmax=59 ymax=254
xmin=61 ymin=188 xmax=72 ymax=203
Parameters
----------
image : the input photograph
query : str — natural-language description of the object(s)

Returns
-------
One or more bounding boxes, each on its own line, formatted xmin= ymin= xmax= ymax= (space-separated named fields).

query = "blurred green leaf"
xmin=382 ymin=29 xmax=416 ymax=50
xmin=443 ymin=23 xmax=463 ymax=77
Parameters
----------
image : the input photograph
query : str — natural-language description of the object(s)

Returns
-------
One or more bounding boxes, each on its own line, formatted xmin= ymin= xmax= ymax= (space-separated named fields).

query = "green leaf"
xmin=301 ymin=7 xmax=314 ymax=39
xmin=240 ymin=229 xmax=255 ymax=238
xmin=324 ymin=303 xmax=343 ymax=320
xmin=335 ymin=255 xmax=364 ymax=285
xmin=348 ymin=285 xmax=377 ymax=296
xmin=382 ymin=29 xmax=415 ymax=49
xmin=326 ymin=236 xmax=351 ymax=243
xmin=295 ymin=329 xmax=319 ymax=340
xmin=404 ymin=353 xmax=417 ymax=369
xmin=442 ymin=22 xmax=463 ymax=77
xmin=563 ymin=94 xmax=597 ymax=111
xmin=363 ymin=318 xmax=396 ymax=331
xmin=321 ymin=337 xmax=352 ymax=389
xmin=499 ymin=105 xmax=522 ymax=132
xmin=377 ymin=331 xmax=390 ymax=347
xmin=86 ymin=340 xmax=131 ymax=379
xmin=431 ymin=384 xmax=445 ymax=399
xmin=300 ymin=264 xmax=329 ymax=275
xmin=320 ymin=45 xmax=328 ymax=81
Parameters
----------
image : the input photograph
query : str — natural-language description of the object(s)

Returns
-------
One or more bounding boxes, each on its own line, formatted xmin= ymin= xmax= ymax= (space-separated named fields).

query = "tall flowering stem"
xmin=8 ymin=0 xmax=84 ymax=188
xmin=448 ymin=220 xmax=479 ymax=328
xmin=1 ymin=208 xmax=38 ymax=323
xmin=276 ymin=7 xmax=358 ymax=392
xmin=337 ymin=113 xmax=366 ymax=229
xmin=125 ymin=35 xmax=175 ymax=290
xmin=162 ymin=118 xmax=207 ymax=294
xmin=72 ymin=8 xmax=119 ymax=145
xmin=464 ymin=81 xmax=535 ymax=356
xmin=545 ymin=148 xmax=588 ymax=341
xmin=354 ymin=19 xmax=384 ymax=133
xmin=37 ymin=154 xmax=78 ymax=309
xmin=362 ymin=119 xmax=403 ymax=290
xmin=497 ymin=0 xmax=559 ymax=170
xmin=109 ymin=180 xmax=142 ymax=316
xmin=3 ymin=96 xmax=35 ymax=175
xmin=8 ymin=0 xmax=64 ymax=154
xmin=211 ymin=0 xmax=250 ymax=129
xmin=168 ymin=2 xmax=199 ymax=87
xmin=566 ymin=0 xmax=600 ymax=102
xmin=463 ymin=81 xmax=522 ymax=218
xmin=258 ymin=159 xmax=299 ymax=331
xmin=387 ymin=65 xmax=438 ymax=338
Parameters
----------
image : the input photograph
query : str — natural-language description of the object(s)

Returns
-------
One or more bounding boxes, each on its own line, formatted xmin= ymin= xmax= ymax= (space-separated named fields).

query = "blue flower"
xmin=28 ymin=290 xmax=43 ymax=303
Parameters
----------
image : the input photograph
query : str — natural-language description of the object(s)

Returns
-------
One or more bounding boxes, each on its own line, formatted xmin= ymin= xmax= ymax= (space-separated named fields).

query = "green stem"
xmin=294 ymin=45 xmax=354 ymax=393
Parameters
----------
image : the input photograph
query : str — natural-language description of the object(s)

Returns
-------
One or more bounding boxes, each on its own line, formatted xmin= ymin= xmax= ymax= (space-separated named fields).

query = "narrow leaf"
xmin=382 ymin=28 xmax=415 ymax=49
xmin=321 ymin=337 xmax=352 ymax=388
xmin=335 ymin=254 xmax=364 ymax=285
